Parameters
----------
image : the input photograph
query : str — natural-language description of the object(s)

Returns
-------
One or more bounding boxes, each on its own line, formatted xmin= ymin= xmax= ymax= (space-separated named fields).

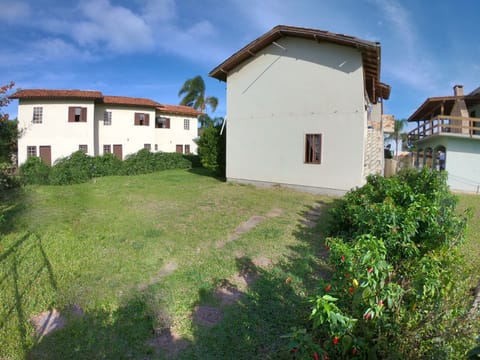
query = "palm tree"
xmin=385 ymin=119 xmax=408 ymax=159
xmin=178 ymin=75 xmax=218 ymax=113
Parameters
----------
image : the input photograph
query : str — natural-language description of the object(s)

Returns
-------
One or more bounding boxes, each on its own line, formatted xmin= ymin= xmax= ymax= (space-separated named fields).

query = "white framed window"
xmin=79 ymin=144 xmax=88 ymax=153
xmin=32 ymin=107 xmax=43 ymax=124
xmin=184 ymin=118 xmax=190 ymax=130
xmin=104 ymin=111 xmax=112 ymax=125
xmin=144 ymin=144 xmax=151 ymax=151
xmin=27 ymin=146 xmax=37 ymax=158
xmin=103 ymin=145 xmax=111 ymax=154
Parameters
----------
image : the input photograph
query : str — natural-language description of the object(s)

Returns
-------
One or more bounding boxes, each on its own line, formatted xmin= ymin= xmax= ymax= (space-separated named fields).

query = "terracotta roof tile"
xmin=9 ymin=89 xmax=203 ymax=115
xmin=102 ymin=96 xmax=161 ymax=107
xmin=156 ymin=104 xmax=203 ymax=116
xmin=10 ymin=89 xmax=103 ymax=99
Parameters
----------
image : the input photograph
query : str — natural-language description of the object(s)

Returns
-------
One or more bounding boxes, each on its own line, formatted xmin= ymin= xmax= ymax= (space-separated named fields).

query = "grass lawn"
xmin=1 ymin=169 xmax=478 ymax=359
xmin=0 ymin=169 xmax=332 ymax=359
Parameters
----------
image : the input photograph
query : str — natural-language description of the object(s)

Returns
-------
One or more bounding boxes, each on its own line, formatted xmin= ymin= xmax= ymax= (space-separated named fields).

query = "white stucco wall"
xmin=415 ymin=136 xmax=480 ymax=193
xmin=154 ymin=114 xmax=198 ymax=154
xmin=225 ymin=37 xmax=367 ymax=193
xmin=18 ymin=99 xmax=95 ymax=165
xmin=95 ymin=105 xmax=156 ymax=159
xmin=443 ymin=137 xmax=480 ymax=192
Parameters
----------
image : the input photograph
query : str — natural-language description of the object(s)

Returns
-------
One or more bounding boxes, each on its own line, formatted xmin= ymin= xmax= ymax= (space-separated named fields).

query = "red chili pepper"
xmin=323 ymin=354 xmax=329 ymax=360
xmin=324 ymin=284 xmax=332 ymax=291
xmin=349 ymin=287 xmax=354 ymax=294
xmin=368 ymin=267 xmax=373 ymax=273
xmin=341 ymin=255 xmax=345 ymax=262
xmin=313 ymin=352 xmax=319 ymax=360
xmin=352 ymin=347 xmax=357 ymax=355
xmin=333 ymin=336 xmax=340 ymax=345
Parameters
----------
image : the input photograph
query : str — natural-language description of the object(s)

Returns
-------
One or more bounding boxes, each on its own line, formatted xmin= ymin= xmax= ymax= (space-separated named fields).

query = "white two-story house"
xmin=11 ymin=89 xmax=202 ymax=166
xmin=209 ymin=25 xmax=390 ymax=195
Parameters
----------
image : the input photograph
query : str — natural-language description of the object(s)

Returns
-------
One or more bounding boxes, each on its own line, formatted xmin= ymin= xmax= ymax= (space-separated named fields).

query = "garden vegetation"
xmin=287 ymin=168 xmax=478 ymax=359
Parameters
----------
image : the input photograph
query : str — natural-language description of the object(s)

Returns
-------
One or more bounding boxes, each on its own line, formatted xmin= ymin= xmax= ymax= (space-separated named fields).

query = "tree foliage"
xmin=196 ymin=125 xmax=225 ymax=176
xmin=178 ymin=75 xmax=218 ymax=114
xmin=385 ymin=118 xmax=408 ymax=158
xmin=0 ymin=81 xmax=17 ymax=164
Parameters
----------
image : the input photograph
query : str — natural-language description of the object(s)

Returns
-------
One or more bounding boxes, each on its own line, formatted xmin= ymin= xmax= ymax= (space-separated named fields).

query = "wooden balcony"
xmin=408 ymin=115 xmax=480 ymax=143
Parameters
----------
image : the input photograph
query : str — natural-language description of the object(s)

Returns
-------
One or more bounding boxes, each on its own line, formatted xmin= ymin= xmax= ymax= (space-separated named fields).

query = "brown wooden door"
xmin=113 ymin=144 xmax=123 ymax=160
xmin=39 ymin=146 xmax=51 ymax=166
xmin=176 ymin=145 xmax=183 ymax=154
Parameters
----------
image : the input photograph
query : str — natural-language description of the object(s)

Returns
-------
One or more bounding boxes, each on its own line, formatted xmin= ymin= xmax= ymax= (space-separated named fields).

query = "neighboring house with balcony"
xmin=209 ymin=25 xmax=390 ymax=195
xmin=11 ymin=89 xmax=201 ymax=166
xmin=407 ymin=85 xmax=480 ymax=192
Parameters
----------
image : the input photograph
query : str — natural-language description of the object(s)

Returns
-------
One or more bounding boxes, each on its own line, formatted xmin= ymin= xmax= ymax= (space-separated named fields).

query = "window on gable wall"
xmin=305 ymin=134 xmax=322 ymax=164
xmin=79 ymin=145 xmax=88 ymax=153
xmin=32 ymin=107 xmax=43 ymax=123
xmin=104 ymin=111 xmax=112 ymax=125
xmin=144 ymin=144 xmax=151 ymax=151
xmin=184 ymin=119 xmax=190 ymax=130
xmin=103 ymin=145 xmax=111 ymax=154
xmin=68 ymin=107 xmax=87 ymax=122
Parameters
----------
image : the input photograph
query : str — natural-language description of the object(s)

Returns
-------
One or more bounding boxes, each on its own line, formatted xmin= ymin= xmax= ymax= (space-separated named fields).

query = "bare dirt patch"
xmin=31 ymin=309 xmax=65 ymax=338
xmin=30 ymin=304 xmax=84 ymax=338
xmin=191 ymin=305 xmax=223 ymax=327
xmin=140 ymin=261 xmax=179 ymax=290
xmin=252 ymin=256 xmax=273 ymax=268
xmin=147 ymin=327 xmax=190 ymax=358
xmin=266 ymin=208 xmax=283 ymax=218
xmin=302 ymin=205 xmax=323 ymax=228
xmin=214 ymin=280 xmax=244 ymax=305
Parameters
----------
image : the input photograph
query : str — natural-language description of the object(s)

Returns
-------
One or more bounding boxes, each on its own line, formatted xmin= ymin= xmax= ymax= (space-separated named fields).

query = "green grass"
xmin=1 ymin=170 xmax=478 ymax=359
xmin=0 ymin=169 xmax=332 ymax=359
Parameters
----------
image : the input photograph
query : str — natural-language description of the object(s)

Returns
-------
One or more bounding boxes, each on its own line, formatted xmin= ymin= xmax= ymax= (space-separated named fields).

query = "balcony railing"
xmin=408 ymin=115 xmax=480 ymax=143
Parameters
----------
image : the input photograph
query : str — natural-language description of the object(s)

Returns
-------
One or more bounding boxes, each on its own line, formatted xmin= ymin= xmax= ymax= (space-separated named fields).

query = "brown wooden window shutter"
xmin=134 ymin=113 xmax=140 ymax=125
xmin=145 ymin=114 xmax=150 ymax=126
xmin=81 ymin=107 xmax=87 ymax=122
xmin=68 ymin=107 xmax=75 ymax=122
xmin=165 ymin=118 xmax=170 ymax=128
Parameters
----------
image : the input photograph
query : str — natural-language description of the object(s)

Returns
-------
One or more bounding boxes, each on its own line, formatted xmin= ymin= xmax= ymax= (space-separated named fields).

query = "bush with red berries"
xmin=287 ymin=168 xmax=477 ymax=359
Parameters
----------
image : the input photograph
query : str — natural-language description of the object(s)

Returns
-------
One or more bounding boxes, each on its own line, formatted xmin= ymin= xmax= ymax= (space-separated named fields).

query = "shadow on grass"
xmin=177 ymin=199 xmax=342 ymax=359
xmin=187 ymin=167 xmax=225 ymax=182
xmin=27 ymin=295 xmax=159 ymax=360
xmin=0 ymin=232 xmax=59 ymax=356
xmin=25 ymin=197 xmax=341 ymax=359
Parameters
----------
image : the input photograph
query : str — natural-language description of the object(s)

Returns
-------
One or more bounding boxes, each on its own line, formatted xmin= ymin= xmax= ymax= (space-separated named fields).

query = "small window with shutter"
xmin=68 ymin=107 xmax=87 ymax=122
xmin=135 ymin=113 xmax=150 ymax=126
xmin=155 ymin=117 xmax=170 ymax=128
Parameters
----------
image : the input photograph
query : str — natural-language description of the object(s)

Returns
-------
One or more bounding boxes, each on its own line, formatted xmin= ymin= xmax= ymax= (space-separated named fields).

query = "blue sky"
xmin=2 ymin=0 xmax=479 ymax=123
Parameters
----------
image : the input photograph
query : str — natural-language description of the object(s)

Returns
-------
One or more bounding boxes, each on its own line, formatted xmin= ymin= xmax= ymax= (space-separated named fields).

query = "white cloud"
xmin=0 ymin=0 xmax=31 ymax=23
xmin=0 ymin=38 xmax=93 ymax=67
xmin=70 ymin=0 xmax=155 ymax=53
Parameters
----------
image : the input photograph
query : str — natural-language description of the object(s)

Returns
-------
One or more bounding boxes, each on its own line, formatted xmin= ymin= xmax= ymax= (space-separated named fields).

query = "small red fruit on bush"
xmin=313 ymin=352 xmax=319 ymax=360
xmin=352 ymin=347 xmax=357 ymax=355
xmin=324 ymin=284 xmax=332 ymax=291
xmin=367 ymin=267 xmax=373 ymax=273
xmin=333 ymin=336 xmax=340 ymax=345
xmin=341 ymin=255 xmax=345 ymax=262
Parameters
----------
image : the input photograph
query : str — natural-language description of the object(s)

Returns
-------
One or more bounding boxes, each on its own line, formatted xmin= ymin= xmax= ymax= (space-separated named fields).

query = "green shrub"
xmin=0 ymin=163 xmax=20 ymax=190
xmin=91 ymin=153 xmax=123 ymax=177
xmin=196 ymin=126 xmax=225 ymax=176
xmin=291 ymin=168 xmax=475 ymax=359
xmin=19 ymin=157 xmax=50 ymax=185
xmin=19 ymin=149 xmax=195 ymax=186
xmin=48 ymin=151 xmax=94 ymax=185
